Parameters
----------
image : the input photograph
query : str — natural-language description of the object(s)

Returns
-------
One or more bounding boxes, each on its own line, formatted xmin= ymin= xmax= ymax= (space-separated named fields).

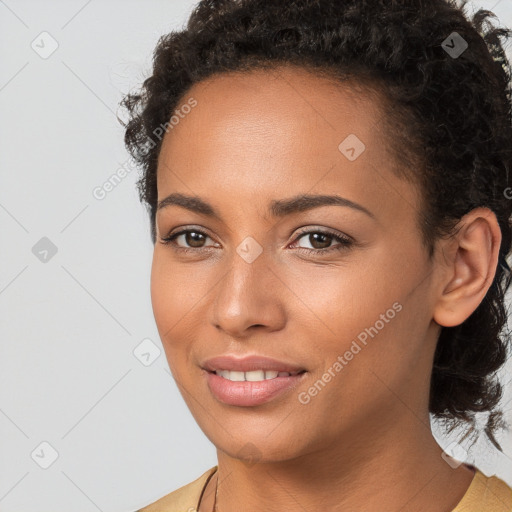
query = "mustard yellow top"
xmin=136 ymin=465 xmax=512 ymax=512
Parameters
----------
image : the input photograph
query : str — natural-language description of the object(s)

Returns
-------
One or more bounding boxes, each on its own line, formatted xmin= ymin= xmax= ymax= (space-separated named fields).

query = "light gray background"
xmin=0 ymin=1 xmax=511 ymax=510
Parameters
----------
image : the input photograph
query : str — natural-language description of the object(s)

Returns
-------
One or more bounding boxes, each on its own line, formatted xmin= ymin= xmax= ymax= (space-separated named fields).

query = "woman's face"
xmin=151 ymin=65 xmax=444 ymax=462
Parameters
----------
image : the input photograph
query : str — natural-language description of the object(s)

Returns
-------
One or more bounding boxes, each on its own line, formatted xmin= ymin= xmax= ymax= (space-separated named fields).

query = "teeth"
xmin=227 ymin=371 xmax=245 ymax=381
xmin=246 ymin=370 xmax=266 ymax=381
xmin=215 ymin=369 xmax=297 ymax=381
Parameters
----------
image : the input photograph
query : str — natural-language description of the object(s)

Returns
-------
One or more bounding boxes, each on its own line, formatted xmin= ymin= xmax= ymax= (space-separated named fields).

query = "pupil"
xmin=311 ymin=233 xmax=330 ymax=249
xmin=187 ymin=232 xmax=204 ymax=247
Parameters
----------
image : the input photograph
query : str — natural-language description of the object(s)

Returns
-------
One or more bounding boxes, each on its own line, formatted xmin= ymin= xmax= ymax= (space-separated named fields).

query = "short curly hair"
xmin=119 ymin=0 xmax=512 ymax=450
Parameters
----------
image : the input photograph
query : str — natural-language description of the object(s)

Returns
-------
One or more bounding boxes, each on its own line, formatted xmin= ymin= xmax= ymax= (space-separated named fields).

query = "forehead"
xmin=162 ymin=64 xmax=384 ymax=151
xmin=156 ymin=65 xmax=420 ymax=222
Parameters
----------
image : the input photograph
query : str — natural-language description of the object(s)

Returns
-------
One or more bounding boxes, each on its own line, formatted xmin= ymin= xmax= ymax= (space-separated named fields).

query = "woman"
xmin=120 ymin=0 xmax=512 ymax=510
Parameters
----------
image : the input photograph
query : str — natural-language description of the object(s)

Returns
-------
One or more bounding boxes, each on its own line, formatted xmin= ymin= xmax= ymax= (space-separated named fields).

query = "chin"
xmin=204 ymin=425 xmax=313 ymax=465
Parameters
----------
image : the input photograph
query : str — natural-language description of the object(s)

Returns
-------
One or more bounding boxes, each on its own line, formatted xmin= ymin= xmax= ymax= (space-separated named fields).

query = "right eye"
xmin=159 ymin=227 xmax=219 ymax=252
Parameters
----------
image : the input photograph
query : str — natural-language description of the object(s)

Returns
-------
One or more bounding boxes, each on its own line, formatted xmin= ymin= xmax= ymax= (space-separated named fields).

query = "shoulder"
xmin=452 ymin=467 xmax=512 ymax=512
xmin=135 ymin=466 xmax=218 ymax=512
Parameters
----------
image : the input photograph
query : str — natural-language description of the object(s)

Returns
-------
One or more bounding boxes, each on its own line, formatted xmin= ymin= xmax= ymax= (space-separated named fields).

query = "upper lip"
xmin=201 ymin=354 xmax=307 ymax=373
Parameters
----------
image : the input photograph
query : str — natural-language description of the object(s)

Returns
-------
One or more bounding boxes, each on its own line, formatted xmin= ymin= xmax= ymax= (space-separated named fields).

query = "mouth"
xmin=208 ymin=369 xmax=307 ymax=382
xmin=201 ymin=354 xmax=307 ymax=374
xmin=200 ymin=354 xmax=308 ymax=406
xmin=203 ymin=368 xmax=308 ymax=407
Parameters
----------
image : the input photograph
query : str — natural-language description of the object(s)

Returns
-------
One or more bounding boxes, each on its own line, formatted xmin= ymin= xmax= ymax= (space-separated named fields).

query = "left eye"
xmin=291 ymin=229 xmax=353 ymax=253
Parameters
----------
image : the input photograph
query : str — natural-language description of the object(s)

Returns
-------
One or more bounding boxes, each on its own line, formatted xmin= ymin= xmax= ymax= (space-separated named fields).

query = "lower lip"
xmin=204 ymin=370 xmax=307 ymax=406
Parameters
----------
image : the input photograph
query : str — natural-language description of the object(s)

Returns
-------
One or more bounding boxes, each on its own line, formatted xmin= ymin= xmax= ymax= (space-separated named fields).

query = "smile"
xmin=214 ymin=369 xmax=305 ymax=381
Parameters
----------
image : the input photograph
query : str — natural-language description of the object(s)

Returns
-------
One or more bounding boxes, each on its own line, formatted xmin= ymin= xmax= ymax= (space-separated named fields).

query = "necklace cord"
xmin=213 ymin=473 xmax=219 ymax=512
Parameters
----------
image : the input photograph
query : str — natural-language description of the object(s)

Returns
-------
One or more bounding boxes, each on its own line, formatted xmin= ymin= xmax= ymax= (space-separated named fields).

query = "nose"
xmin=210 ymin=245 xmax=286 ymax=337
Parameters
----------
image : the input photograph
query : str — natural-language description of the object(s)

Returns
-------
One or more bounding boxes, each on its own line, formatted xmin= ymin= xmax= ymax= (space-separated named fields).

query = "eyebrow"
xmin=156 ymin=192 xmax=375 ymax=220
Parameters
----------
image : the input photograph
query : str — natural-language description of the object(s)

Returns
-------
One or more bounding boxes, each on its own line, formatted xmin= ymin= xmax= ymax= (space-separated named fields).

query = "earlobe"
xmin=433 ymin=208 xmax=502 ymax=328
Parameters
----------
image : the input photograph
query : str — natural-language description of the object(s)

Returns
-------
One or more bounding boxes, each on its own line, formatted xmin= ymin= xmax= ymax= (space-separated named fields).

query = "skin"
xmin=150 ymin=64 xmax=501 ymax=512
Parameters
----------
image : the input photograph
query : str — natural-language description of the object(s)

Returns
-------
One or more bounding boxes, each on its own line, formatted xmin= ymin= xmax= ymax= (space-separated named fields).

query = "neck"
xmin=209 ymin=414 xmax=475 ymax=512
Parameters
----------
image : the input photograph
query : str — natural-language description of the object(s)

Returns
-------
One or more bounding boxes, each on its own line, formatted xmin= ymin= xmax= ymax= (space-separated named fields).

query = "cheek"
xmin=150 ymin=253 xmax=197 ymax=377
xmin=150 ymin=254 xmax=173 ymax=331
xmin=304 ymin=250 xmax=419 ymax=380
xmin=149 ymin=249 xmax=222 ymax=373
xmin=321 ymin=250 xmax=432 ymax=393
xmin=150 ymin=251 xmax=195 ymax=343
xmin=150 ymin=250 xmax=202 ymax=319
xmin=295 ymin=260 xmax=401 ymax=342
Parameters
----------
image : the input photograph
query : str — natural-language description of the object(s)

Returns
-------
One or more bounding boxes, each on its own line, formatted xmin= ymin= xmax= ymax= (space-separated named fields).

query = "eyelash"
xmin=159 ymin=226 xmax=353 ymax=255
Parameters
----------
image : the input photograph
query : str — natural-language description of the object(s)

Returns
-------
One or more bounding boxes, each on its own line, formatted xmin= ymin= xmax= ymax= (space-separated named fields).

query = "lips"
xmin=201 ymin=354 xmax=308 ymax=406
xmin=201 ymin=354 xmax=307 ymax=374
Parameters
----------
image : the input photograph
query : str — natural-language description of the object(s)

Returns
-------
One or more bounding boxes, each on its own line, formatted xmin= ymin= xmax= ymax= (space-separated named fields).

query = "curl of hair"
xmin=119 ymin=0 xmax=512 ymax=449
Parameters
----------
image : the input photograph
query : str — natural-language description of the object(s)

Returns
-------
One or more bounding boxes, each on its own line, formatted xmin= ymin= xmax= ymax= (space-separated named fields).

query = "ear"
xmin=433 ymin=207 xmax=502 ymax=328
